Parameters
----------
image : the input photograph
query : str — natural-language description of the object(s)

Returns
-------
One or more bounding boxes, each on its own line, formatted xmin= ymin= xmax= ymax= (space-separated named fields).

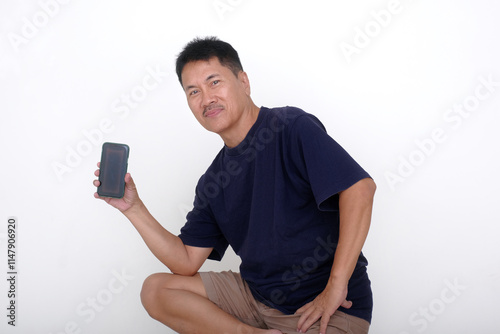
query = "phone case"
xmin=97 ymin=142 xmax=130 ymax=198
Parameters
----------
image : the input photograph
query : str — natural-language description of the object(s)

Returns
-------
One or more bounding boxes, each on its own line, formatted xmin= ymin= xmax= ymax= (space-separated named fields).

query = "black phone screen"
xmin=97 ymin=142 xmax=129 ymax=198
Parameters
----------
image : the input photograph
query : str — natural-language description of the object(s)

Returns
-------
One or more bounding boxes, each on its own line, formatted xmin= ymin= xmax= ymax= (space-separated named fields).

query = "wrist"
xmin=328 ymin=271 xmax=351 ymax=288
xmin=123 ymin=199 xmax=146 ymax=217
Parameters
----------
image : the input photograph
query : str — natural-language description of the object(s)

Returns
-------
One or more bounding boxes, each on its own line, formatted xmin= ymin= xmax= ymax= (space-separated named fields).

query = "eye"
xmin=189 ymin=89 xmax=199 ymax=96
xmin=211 ymin=80 xmax=220 ymax=86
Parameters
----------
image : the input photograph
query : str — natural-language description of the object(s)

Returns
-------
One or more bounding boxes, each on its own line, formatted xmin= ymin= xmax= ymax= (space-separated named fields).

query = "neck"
xmin=221 ymin=103 xmax=260 ymax=148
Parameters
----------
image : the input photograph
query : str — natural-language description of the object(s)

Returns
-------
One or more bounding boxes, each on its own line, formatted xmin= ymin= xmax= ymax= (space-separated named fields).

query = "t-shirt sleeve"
xmin=288 ymin=114 xmax=371 ymax=211
xmin=178 ymin=175 xmax=229 ymax=261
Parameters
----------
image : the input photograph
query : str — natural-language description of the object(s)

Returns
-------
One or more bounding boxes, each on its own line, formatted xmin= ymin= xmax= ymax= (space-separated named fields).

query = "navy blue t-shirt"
xmin=179 ymin=106 xmax=373 ymax=323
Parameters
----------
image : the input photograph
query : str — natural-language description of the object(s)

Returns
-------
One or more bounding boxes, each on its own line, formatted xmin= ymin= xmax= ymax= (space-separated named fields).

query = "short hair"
xmin=175 ymin=36 xmax=244 ymax=86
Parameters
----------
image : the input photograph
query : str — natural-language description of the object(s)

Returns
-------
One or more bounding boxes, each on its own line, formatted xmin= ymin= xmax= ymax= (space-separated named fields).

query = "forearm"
xmin=329 ymin=178 xmax=376 ymax=286
xmin=123 ymin=201 xmax=198 ymax=275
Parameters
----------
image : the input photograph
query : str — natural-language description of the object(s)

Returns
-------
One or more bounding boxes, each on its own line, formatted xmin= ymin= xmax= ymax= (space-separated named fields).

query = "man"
xmin=94 ymin=37 xmax=376 ymax=334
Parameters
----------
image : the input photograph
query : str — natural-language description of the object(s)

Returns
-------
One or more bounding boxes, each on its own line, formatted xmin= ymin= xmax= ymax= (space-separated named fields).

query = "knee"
xmin=140 ymin=273 xmax=172 ymax=317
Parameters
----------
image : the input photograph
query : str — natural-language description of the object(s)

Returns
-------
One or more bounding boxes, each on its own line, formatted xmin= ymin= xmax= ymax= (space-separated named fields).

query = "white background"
xmin=1 ymin=0 xmax=499 ymax=333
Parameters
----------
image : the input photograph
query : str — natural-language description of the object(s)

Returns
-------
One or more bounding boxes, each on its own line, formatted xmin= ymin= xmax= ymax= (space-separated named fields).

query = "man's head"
xmin=175 ymin=36 xmax=243 ymax=86
xmin=176 ymin=37 xmax=259 ymax=148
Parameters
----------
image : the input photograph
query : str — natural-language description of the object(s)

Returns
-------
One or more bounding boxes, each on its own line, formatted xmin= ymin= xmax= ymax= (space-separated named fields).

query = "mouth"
xmin=203 ymin=104 xmax=224 ymax=118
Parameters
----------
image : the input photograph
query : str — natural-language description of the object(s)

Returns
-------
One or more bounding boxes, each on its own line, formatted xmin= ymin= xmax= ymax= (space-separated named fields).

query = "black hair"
xmin=175 ymin=36 xmax=243 ymax=86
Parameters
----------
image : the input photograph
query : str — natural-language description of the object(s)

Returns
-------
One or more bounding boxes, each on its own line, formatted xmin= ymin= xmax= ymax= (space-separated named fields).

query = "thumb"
xmin=122 ymin=173 xmax=139 ymax=203
xmin=124 ymin=173 xmax=134 ymax=188
xmin=341 ymin=300 xmax=353 ymax=309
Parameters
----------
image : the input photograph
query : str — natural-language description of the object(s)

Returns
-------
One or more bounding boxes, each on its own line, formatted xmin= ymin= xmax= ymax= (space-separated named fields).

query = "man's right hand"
xmin=93 ymin=162 xmax=142 ymax=213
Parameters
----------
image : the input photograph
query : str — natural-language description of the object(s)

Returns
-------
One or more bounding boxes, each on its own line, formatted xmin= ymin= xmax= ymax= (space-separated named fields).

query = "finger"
xmin=296 ymin=304 xmax=312 ymax=328
xmin=124 ymin=173 xmax=132 ymax=183
xmin=340 ymin=300 xmax=353 ymax=309
xmin=124 ymin=173 xmax=136 ymax=190
xmin=93 ymin=179 xmax=100 ymax=187
xmin=97 ymin=162 xmax=100 ymax=167
xmin=319 ymin=312 xmax=331 ymax=334
xmin=295 ymin=302 xmax=311 ymax=315
xmin=300 ymin=314 xmax=322 ymax=333
xmin=297 ymin=308 xmax=322 ymax=333
xmin=94 ymin=169 xmax=100 ymax=177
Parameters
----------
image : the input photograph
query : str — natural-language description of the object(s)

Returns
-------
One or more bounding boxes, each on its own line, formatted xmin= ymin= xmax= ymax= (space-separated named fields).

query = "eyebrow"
xmin=185 ymin=73 xmax=221 ymax=91
xmin=205 ymin=73 xmax=220 ymax=82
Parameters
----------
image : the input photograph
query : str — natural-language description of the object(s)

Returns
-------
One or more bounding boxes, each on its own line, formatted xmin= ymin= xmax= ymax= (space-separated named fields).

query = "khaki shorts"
xmin=200 ymin=271 xmax=370 ymax=334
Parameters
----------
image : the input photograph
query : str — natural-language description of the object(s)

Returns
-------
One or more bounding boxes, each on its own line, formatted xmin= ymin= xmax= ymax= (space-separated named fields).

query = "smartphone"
xmin=97 ymin=142 xmax=130 ymax=198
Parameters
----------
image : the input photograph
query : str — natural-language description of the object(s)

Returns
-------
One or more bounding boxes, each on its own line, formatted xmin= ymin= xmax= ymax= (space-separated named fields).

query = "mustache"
xmin=203 ymin=104 xmax=224 ymax=116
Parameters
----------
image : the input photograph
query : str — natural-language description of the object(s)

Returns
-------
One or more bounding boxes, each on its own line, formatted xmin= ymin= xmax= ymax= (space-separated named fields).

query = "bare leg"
xmin=140 ymin=273 xmax=282 ymax=334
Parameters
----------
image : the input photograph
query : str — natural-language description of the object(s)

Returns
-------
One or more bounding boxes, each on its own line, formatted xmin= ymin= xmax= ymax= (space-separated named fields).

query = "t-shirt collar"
xmin=224 ymin=106 xmax=268 ymax=156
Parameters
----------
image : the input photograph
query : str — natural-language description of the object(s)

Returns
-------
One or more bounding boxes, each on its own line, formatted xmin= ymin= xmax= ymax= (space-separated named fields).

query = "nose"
xmin=201 ymin=91 xmax=217 ymax=109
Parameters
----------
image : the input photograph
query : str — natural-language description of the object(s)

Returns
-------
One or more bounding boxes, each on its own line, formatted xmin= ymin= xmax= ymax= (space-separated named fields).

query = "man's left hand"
xmin=294 ymin=282 xmax=352 ymax=334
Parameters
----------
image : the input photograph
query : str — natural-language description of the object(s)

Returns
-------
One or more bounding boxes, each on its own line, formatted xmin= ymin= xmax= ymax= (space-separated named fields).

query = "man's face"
xmin=181 ymin=57 xmax=252 ymax=137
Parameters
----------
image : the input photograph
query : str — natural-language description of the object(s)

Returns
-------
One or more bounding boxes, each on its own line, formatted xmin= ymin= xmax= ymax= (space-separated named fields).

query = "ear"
xmin=238 ymin=71 xmax=251 ymax=96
